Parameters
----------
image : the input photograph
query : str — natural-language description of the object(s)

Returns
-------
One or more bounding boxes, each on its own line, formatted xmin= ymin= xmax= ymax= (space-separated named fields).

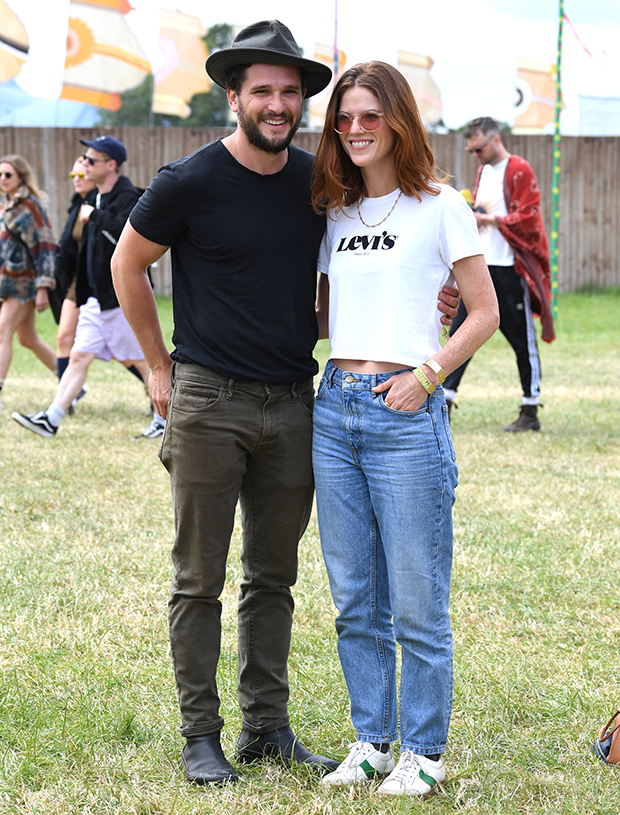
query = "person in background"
xmin=54 ymin=159 xmax=97 ymax=412
xmin=311 ymin=62 xmax=499 ymax=797
xmin=0 ymin=154 xmax=57 ymax=410
xmin=443 ymin=116 xmax=554 ymax=431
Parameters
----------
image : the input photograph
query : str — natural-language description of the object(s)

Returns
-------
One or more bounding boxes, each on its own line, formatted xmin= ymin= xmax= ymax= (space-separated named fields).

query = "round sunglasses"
xmin=334 ymin=110 xmax=385 ymax=134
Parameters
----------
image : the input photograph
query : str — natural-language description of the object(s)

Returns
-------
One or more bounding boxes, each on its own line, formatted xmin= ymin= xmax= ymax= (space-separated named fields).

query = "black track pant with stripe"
xmin=444 ymin=264 xmax=541 ymax=401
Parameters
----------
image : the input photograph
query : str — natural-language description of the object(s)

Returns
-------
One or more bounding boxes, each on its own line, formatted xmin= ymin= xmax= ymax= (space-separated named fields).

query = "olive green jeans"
xmin=160 ymin=362 xmax=315 ymax=738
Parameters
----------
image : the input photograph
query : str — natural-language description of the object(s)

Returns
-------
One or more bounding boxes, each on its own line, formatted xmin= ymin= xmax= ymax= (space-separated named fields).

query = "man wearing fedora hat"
xmin=113 ymin=21 xmax=338 ymax=786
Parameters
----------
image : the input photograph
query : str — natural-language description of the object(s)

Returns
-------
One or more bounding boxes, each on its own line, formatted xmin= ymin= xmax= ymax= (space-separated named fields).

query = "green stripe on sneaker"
xmin=360 ymin=759 xmax=375 ymax=778
xmin=419 ymin=769 xmax=437 ymax=787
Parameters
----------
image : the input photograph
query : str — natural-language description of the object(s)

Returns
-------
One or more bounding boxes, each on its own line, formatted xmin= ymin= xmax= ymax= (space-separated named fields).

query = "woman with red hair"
xmin=311 ymin=61 xmax=498 ymax=797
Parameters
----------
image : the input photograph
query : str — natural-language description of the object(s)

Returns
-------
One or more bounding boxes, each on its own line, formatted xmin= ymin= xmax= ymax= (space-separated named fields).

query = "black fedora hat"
xmin=205 ymin=20 xmax=332 ymax=98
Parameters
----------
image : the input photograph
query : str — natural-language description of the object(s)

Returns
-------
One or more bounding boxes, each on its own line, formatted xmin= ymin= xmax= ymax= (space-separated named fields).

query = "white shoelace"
xmin=389 ymin=750 xmax=418 ymax=780
xmin=341 ymin=741 xmax=371 ymax=767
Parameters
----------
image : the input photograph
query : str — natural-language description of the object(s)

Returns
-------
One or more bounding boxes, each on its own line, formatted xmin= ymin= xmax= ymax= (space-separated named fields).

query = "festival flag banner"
xmin=153 ymin=9 xmax=211 ymax=119
xmin=61 ymin=0 xmax=151 ymax=111
xmin=514 ymin=58 xmax=557 ymax=133
xmin=308 ymin=42 xmax=346 ymax=128
xmin=0 ymin=0 xmax=29 ymax=83
xmin=396 ymin=51 xmax=442 ymax=127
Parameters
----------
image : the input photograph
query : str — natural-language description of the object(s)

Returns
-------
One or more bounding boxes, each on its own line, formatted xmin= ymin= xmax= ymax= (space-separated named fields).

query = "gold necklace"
xmin=356 ymin=189 xmax=402 ymax=228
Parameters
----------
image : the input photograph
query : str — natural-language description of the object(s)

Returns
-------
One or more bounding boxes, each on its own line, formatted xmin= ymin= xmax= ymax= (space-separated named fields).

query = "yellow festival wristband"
xmin=412 ymin=367 xmax=436 ymax=394
xmin=423 ymin=358 xmax=446 ymax=384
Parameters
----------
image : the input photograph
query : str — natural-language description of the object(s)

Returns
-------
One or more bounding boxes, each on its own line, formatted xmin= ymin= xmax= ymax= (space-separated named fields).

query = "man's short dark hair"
xmin=226 ymin=64 xmax=252 ymax=93
xmin=464 ymin=116 xmax=501 ymax=140
xmin=225 ymin=63 xmax=307 ymax=95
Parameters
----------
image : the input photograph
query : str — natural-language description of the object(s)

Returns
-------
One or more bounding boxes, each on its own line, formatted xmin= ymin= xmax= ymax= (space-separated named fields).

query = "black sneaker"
xmin=12 ymin=410 xmax=57 ymax=438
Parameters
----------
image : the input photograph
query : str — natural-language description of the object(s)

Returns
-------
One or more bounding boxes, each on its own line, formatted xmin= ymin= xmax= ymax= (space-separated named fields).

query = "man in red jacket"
xmin=444 ymin=117 xmax=554 ymax=432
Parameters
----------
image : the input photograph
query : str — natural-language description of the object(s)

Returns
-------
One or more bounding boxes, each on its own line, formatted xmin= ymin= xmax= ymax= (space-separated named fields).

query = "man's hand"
xmin=79 ymin=203 xmax=95 ymax=224
xmin=474 ymin=211 xmax=496 ymax=229
xmin=148 ymin=361 xmax=173 ymax=420
xmin=438 ymin=285 xmax=460 ymax=326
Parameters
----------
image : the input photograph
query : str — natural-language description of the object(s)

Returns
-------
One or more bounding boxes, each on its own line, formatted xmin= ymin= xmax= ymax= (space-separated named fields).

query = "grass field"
xmin=1 ymin=289 xmax=619 ymax=814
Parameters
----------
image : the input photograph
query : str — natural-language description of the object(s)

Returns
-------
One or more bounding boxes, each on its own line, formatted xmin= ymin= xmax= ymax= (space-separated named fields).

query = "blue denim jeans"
xmin=312 ymin=360 xmax=458 ymax=754
xmin=160 ymin=362 xmax=315 ymax=738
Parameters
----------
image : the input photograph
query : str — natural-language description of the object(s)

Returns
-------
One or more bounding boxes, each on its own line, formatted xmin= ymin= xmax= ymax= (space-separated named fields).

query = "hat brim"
xmin=206 ymin=48 xmax=332 ymax=98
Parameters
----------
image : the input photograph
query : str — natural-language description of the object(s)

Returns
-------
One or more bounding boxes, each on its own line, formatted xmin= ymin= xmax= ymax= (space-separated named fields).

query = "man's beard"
xmin=237 ymin=102 xmax=302 ymax=154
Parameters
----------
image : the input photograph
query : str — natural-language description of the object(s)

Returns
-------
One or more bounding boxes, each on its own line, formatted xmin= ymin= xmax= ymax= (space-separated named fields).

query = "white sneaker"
xmin=140 ymin=415 xmax=165 ymax=439
xmin=377 ymin=751 xmax=445 ymax=796
xmin=320 ymin=741 xmax=395 ymax=786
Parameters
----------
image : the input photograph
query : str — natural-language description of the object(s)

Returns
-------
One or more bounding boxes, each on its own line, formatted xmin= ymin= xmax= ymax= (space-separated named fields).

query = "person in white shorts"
xmin=12 ymin=135 xmax=160 ymax=439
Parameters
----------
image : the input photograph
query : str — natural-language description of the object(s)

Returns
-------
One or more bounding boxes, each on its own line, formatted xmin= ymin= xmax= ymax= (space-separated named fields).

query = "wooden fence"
xmin=1 ymin=127 xmax=619 ymax=294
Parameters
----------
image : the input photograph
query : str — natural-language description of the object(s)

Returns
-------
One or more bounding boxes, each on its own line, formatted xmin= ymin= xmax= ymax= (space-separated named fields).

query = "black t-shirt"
xmin=130 ymin=139 xmax=326 ymax=382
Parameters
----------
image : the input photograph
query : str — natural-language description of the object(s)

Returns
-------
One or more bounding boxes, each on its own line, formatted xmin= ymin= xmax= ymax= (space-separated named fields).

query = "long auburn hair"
xmin=0 ymin=154 xmax=45 ymax=201
xmin=312 ymin=61 xmax=442 ymax=214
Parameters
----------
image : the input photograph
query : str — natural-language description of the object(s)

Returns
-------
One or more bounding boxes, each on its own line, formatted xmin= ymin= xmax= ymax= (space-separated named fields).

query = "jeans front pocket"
xmin=377 ymin=392 xmax=429 ymax=417
xmin=173 ymin=381 xmax=224 ymax=413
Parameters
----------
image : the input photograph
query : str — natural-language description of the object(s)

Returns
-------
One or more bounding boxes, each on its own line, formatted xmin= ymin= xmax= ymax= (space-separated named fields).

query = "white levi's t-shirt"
xmin=317 ymin=184 xmax=482 ymax=367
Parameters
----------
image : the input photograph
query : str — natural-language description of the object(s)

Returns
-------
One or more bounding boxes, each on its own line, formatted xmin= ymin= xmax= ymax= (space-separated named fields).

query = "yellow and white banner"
xmin=514 ymin=58 xmax=556 ymax=134
xmin=308 ymin=43 xmax=346 ymax=129
xmin=0 ymin=0 xmax=29 ymax=83
xmin=397 ymin=51 xmax=442 ymax=127
xmin=153 ymin=10 xmax=211 ymax=119
xmin=61 ymin=0 xmax=151 ymax=111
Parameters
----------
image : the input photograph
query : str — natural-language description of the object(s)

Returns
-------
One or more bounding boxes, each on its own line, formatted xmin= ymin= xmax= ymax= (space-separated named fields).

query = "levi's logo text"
xmin=336 ymin=231 xmax=399 ymax=254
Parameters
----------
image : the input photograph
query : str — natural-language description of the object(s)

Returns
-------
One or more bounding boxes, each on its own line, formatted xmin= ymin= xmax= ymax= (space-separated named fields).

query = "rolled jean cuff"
xmin=240 ymin=713 xmax=290 ymax=735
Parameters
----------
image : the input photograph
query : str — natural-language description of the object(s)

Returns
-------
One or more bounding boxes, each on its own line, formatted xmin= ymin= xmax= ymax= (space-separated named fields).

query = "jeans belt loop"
xmin=290 ymin=381 xmax=297 ymax=401
xmin=225 ymin=378 xmax=234 ymax=399
xmin=326 ymin=362 xmax=336 ymax=387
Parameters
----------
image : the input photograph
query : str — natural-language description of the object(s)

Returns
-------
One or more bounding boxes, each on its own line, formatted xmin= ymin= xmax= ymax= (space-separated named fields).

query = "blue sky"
xmin=5 ymin=0 xmax=620 ymax=133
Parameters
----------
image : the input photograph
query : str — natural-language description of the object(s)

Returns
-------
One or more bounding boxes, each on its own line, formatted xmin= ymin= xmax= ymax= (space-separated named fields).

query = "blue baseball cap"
xmin=80 ymin=135 xmax=127 ymax=166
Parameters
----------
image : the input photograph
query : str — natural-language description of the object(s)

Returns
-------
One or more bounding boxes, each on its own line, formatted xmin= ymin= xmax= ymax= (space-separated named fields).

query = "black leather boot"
xmin=182 ymin=732 xmax=239 ymax=785
xmin=235 ymin=725 xmax=339 ymax=773
xmin=502 ymin=404 xmax=541 ymax=432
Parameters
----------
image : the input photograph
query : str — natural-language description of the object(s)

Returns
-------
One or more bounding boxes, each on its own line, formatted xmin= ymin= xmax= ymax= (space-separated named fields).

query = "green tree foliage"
xmin=97 ymin=74 xmax=155 ymax=127
xmin=97 ymin=23 xmax=233 ymax=128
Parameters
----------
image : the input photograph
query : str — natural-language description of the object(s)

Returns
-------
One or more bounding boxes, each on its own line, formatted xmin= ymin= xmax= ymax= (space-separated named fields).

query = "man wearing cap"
xmin=112 ymin=21 xmax=458 ymax=785
xmin=13 ymin=136 xmax=158 ymax=439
